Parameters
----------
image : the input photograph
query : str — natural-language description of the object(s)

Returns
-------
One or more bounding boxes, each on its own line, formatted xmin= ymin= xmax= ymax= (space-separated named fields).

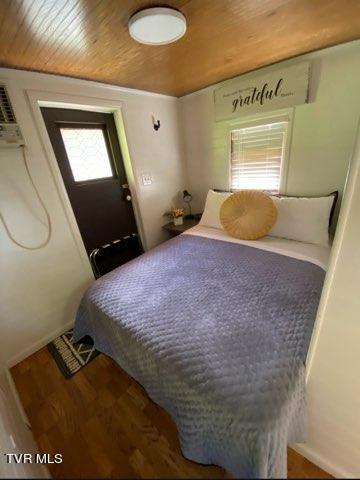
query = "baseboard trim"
xmin=7 ymin=320 xmax=75 ymax=369
xmin=293 ymin=443 xmax=355 ymax=479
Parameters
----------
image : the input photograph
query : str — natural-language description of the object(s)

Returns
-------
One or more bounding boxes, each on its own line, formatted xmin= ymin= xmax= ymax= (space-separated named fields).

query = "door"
xmin=41 ymin=108 xmax=138 ymax=255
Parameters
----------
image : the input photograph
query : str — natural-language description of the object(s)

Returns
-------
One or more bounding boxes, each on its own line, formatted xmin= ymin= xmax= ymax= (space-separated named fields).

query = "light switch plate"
xmin=141 ymin=172 xmax=152 ymax=186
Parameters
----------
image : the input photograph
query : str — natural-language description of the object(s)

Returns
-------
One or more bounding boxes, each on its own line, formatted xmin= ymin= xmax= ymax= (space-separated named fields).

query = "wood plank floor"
xmin=11 ymin=348 xmax=332 ymax=479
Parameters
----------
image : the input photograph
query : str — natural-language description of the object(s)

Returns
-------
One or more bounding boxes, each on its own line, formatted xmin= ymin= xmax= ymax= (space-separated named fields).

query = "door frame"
xmin=26 ymin=90 xmax=146 ymax=273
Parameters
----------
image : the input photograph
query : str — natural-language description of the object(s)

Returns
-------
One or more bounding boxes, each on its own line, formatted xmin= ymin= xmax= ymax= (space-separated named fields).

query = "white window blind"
xmin=230 ymin=120 xmax=288 ymax=193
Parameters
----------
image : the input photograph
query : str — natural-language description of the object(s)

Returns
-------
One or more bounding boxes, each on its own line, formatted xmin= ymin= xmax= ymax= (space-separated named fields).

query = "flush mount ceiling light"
xmin=128 ymin=7 xmax=186 ymax=45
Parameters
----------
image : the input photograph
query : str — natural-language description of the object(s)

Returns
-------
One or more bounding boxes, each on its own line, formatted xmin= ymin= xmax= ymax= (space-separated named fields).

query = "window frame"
xmin=227 ymin=108 xmax=293 ymax=194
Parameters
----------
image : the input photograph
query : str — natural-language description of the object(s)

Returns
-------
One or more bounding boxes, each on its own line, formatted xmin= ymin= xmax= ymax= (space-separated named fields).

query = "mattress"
xmin=183 ymin=224 xmax=330 ymax=270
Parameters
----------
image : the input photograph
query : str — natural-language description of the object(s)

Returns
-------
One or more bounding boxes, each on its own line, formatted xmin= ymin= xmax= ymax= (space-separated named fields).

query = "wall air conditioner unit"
xmin=0 ymin=84 xmax=24 ymax=147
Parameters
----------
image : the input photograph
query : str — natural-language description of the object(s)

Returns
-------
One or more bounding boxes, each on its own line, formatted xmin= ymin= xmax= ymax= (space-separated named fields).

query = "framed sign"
xmin=214 ymin=62 xmax=310 ymax=121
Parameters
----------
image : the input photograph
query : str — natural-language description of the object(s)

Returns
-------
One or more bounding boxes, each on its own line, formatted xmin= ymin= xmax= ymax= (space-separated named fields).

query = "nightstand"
xmin=162 ymin=217 xmax=200 ymax=237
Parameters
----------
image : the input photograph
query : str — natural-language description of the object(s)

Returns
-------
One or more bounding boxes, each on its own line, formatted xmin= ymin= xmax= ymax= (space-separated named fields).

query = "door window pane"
xmin=60 ymin=128 xmax=113 ymax=182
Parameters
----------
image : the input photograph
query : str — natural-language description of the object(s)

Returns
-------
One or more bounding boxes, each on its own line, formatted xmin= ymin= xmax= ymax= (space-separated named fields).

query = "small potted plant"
xmin=164 ymin=207 xmax=185 ymax=226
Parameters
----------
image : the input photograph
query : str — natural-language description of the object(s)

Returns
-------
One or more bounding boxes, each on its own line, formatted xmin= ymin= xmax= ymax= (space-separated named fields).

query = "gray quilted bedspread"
xmin=74 ymin=234 xmax=325 ymax=478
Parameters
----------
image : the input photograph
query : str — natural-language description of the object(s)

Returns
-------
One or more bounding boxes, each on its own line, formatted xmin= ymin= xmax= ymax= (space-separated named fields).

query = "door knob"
xmin=126 ymin=195 xmax=132 ymax=201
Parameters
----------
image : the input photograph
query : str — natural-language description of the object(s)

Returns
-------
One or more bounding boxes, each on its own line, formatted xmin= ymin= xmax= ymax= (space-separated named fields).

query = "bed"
xmin=74 ymin=225 xmax=328 ymax=478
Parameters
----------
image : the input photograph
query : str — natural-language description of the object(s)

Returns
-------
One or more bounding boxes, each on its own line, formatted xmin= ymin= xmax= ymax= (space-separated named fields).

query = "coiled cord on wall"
xmin=0 ymin=145 xmax=52 ymax=250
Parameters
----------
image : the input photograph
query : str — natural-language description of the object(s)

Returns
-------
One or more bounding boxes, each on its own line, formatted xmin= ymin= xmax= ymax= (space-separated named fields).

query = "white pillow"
xmin=199 ymin=190 xmax=231 ymax=229
xmin=268 ymin=195 xmax=334 ymax=246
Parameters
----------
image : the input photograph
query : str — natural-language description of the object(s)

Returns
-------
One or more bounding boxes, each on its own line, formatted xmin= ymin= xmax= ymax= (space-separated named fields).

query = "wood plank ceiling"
xmin=0 ymin=0 xmax=359 ymax=97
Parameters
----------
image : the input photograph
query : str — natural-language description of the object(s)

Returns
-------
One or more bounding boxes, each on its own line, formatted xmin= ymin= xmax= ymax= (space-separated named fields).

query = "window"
xmin=230 ymin=119 xmax=288 ymax=193
xmin=60 ymin=127 xmax=113 ymax=182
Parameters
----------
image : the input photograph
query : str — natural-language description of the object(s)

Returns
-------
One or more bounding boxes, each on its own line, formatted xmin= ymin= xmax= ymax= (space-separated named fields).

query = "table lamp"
xmin=183 ymin=190 xmax=194 ymax=219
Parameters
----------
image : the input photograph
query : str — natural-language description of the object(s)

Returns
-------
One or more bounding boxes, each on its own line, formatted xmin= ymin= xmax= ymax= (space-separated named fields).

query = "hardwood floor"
xmin=11 ymin=348 xmax=332 ymax=479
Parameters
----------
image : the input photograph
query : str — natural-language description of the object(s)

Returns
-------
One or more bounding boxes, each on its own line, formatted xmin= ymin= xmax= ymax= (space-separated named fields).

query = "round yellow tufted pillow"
xmin=220 ymin=190 xmax=277 ymax=240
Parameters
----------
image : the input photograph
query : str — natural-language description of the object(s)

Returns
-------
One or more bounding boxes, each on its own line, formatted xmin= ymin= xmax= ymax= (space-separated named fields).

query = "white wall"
xmin=0 ymin=69 xmax=186 ymax=366
xmin=296 ymin=125 xmax=360 ymax=478
xmin=179 ymin=41 xmax=360 ymax=219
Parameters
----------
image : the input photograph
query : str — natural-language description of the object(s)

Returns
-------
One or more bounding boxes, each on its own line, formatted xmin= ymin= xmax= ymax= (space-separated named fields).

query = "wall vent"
xmin=0 ymin=85 xmax=16 ymax=123
xmin=0 ymin=84 xmax=24 ymax=147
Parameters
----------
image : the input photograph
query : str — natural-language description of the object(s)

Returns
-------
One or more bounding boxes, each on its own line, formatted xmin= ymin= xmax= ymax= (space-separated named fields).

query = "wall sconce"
xmin=152 ymin=115 xmax=160 ymax=131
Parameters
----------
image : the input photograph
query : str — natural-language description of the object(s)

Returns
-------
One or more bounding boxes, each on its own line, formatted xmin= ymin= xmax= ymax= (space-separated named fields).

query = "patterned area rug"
xmin=47 ymin=328 xmax=99 ymax=378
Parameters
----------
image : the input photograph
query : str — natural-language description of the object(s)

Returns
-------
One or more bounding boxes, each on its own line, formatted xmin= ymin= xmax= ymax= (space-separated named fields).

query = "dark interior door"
xmin=41 ymin=108 xmax=138 ymax=255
